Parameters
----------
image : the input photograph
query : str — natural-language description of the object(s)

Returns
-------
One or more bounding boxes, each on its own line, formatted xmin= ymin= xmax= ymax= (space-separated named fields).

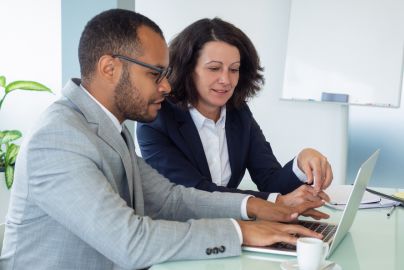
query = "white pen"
xmin=387 ymin=205 xmax=396 ymax=217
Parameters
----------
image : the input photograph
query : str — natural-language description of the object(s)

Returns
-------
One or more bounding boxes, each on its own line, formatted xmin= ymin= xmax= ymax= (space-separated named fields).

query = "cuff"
xmin=230 ymin=219 xmax=243 ymax=245
xmin=241 ymin=195 xmax=254 ymax=220
xmin=293 ymin=156 xmax=307 ymax=182
xmin=267 ymin=193 xmax=280 ymax=203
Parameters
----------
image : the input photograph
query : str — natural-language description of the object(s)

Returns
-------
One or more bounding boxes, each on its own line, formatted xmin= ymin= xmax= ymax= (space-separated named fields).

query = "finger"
xmin=303 ymin=165 xmax=314 ymax=185
xmin=317 ymin=190 xmax=330 ymax=202
xmin=281 ymin=224 xmax=323 ymax=240
xmin=272 ymin=232 xmax=299 ymax=246
xmin=304 ymin=186 xmax=326 ymax=202
xmin=311 ymin=162 xmax=322 ymax=194
xmin=320 ymin=157 xmax=328 ymax=182
xmin=322 ymin=163 xmax=333 ymax=190
xmin=295 ymin=200 xmax=325 ymax=214
xmin=301 ymin=209 xmax=330 ymax=220
xmin=273 ymin=211 xmax=299 ymax=222
xmin=260 ymin=204 xmax=299 ymax=222
xmin=303 ymin=188 xmax=324 ymax=202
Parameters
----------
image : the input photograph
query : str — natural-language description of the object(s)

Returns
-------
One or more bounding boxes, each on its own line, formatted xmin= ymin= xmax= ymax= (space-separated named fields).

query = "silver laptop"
xmin=242 ymin=149 xmax=380 ymax=258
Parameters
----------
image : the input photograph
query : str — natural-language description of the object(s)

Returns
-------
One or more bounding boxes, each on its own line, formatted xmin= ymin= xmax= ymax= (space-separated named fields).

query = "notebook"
xmin=242 ymin=149 xmax=380 ymax=258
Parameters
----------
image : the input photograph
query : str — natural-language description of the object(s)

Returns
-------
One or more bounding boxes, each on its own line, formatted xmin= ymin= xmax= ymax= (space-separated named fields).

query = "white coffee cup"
xmin=297 ymin=237 xmax=329 ymax=270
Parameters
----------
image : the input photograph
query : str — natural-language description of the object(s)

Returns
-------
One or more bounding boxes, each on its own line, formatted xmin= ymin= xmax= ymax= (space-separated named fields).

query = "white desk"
xmin=151 ymin=189 xmax=404 ymax=270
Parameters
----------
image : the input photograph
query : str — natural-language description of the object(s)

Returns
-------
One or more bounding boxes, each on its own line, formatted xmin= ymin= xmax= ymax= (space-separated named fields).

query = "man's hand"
xmin=277 ymin=184 xmax=330 ymax=206
xmin=237 ymin=220 xmax=323 ymax=246
xmin=276 ymin=185 xmax=330 ymax=220
xmin=297 ymin=148 xmax=333 ymax=193
xmin=246 ymin=197 xmax=327 ymax=222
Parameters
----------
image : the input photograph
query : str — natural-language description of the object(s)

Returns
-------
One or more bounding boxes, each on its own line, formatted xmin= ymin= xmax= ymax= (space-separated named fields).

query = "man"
xmin=0 ymin=9 xmax=327 ymax=270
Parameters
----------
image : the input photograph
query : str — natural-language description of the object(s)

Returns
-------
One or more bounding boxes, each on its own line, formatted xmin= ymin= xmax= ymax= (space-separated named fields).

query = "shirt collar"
xmin=80 ymin=84 xmax=123 ymax=133
xmin=189 ymin=106 xmax=227 ymax=130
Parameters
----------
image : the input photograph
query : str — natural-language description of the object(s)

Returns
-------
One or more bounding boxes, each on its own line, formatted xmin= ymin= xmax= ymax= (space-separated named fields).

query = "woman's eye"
xmin=230 ymin=68 xmax=240 ymax=73
xmin=208 ymin=67 xmax=220 ymax=71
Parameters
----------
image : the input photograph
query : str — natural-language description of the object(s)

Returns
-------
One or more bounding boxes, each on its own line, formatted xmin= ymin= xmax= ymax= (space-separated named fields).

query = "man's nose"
xmin=158 ymin=76 xmax=172 ymax=95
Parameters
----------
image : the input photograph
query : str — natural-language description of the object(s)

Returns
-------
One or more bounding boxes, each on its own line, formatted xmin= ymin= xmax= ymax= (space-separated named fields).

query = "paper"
xmin=325 ymin=185 xmax=399 ymax=210
xmin=326 ymin=185 xmax=380 ymax=205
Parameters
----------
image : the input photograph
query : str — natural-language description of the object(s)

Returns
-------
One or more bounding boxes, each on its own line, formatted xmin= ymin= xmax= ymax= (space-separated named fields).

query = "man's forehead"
xmin=135 ymin=25 xmax=168 ymax=66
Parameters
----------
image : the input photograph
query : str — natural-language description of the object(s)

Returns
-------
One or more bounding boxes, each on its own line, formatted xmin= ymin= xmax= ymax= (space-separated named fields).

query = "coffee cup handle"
xmin=322 ymin=243 xmax=330 ymax=260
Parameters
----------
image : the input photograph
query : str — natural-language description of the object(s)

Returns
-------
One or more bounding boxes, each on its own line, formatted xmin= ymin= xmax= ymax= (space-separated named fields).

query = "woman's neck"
xmin=195 ymin=104 xmax=221 ymax=122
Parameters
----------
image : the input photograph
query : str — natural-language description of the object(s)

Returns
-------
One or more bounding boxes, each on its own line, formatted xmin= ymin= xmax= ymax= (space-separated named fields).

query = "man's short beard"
xmin=114 ymin=66 xmax=155 ymax=122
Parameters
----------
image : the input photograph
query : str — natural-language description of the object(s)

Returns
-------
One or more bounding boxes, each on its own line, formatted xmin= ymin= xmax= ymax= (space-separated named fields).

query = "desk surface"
xmin=151 ymin=189 xmax=404 ymax=270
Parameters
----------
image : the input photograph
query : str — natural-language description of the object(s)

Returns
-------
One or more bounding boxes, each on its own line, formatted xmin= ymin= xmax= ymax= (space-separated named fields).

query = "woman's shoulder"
xmin=228 ymin=102 xmax=254 ymax=119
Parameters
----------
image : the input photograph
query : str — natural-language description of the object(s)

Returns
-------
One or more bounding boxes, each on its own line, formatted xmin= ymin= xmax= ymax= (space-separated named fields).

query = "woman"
xmin=137 ymin=18 xmax=332 ymax=204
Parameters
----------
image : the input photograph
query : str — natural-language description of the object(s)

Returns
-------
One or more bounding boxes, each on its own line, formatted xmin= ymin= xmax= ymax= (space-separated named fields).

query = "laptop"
xmin=242 ymin=149 xmax=380 ymax=258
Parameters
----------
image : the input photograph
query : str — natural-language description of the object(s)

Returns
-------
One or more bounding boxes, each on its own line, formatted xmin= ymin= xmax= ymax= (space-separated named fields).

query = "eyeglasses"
xmin=112 ymin=54 xmax=172 ymax=84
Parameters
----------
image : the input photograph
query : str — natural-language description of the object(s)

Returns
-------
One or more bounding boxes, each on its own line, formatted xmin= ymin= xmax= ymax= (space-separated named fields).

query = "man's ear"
xmin=98 ymin=55 xmax=121 ymax=83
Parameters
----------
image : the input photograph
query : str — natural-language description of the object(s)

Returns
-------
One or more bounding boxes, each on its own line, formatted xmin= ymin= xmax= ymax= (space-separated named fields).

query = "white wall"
xmin=0 ymin=0 xmax=61 ymax=139
xmin=0 ymin=0 xmax=61 ymax=222
xmin=135 ymin=0 xmax=347 ymax=187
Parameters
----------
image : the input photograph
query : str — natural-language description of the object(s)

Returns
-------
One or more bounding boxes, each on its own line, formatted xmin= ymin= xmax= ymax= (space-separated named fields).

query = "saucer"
xmin=280 ymin=259 xmax=341 ymax=270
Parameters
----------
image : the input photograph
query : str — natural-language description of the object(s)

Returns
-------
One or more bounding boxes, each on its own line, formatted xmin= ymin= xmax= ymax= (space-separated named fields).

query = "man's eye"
xmin=150 ymin=72 xmax=160 ymax=77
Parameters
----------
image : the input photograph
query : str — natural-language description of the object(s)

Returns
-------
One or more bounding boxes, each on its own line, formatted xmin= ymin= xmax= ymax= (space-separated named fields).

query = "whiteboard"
xmin=282 ymin=0 xmax=404 ymax=107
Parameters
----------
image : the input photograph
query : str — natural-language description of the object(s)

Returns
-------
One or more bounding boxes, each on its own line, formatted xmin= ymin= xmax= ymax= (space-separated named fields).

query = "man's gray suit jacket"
xmin=0 ymin=79 xmax=247 ymax=270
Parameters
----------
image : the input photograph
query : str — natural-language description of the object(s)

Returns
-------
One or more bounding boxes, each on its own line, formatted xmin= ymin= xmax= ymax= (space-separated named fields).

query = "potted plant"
xmin=0 ymin=75 xmax=52 ymax=190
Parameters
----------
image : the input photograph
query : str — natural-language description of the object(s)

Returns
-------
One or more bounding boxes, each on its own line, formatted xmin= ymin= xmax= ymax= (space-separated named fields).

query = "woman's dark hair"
xmin=78 ymin=9 xmax=163 ymax=84
xmin=168 ymin=18 xmax=264 ymax=109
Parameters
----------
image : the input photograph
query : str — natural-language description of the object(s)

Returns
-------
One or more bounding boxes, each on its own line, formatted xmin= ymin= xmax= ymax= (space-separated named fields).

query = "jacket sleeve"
xmin=137 ymin=115 xmax=271 ymax=200
xmin=25 ymin=118 xmax=242 ymax=269
xmin=244 ymin=109 xmax=303 ymax=194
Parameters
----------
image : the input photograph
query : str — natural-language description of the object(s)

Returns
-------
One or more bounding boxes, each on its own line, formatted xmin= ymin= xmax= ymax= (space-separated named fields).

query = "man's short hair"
xmin=78 ymin=9 xmax=164 ymax=83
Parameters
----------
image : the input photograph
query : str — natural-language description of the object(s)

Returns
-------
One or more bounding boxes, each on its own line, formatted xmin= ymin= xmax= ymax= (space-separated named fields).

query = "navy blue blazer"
xmin=136 ymin=100 xmax=303 ymax=200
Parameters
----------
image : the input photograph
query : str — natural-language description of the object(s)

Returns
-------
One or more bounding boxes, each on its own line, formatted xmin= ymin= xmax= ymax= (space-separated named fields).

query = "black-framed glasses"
xmin=112 ymin=54 xmax=172 ymax=84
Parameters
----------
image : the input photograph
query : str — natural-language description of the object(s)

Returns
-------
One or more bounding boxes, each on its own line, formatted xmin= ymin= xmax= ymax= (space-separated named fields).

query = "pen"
xmin=387 ymin=205 xmax=396 ymax=217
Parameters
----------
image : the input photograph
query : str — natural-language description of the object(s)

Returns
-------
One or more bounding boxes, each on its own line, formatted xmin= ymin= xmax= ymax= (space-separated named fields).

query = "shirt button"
xmin=213 ymin=247 xmax=219 ymax=254
xmin=206 ymin=248 xmax=212 ymax=255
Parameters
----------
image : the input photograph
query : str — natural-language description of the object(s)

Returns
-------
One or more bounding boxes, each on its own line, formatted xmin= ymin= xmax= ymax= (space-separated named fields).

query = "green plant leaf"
xmin=5 ymin=80 xmax=52 ymax=94
xmin=0 ymin=76 xmax=5 ymax=87
xmin=5 ymin=164 xmax=14 ymax=189
xmin=6 ymin=143 xmax=20 ymax=165
xmin=0 ymin=130 xmax=22 ymax=145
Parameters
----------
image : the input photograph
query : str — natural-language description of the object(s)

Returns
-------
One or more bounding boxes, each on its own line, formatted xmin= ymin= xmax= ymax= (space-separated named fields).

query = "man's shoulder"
xmin=28 ymin=97 xmax=91 ymax=144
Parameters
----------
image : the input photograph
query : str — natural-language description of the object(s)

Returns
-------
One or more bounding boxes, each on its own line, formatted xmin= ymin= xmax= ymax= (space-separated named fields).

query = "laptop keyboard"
xmin=299 ymin=220 xmax=337 ymax=242
xmin=269 ymin=220 xmax=338 ymax=251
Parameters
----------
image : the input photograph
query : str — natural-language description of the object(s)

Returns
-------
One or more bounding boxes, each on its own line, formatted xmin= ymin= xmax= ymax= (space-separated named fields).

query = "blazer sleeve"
xmin=137 ymin=116 xmax=271 ymax=200
xmin=25 ymin=118 xmax=242 ymax=269
xmin=245 ymin=111 xmax=303 ymax=194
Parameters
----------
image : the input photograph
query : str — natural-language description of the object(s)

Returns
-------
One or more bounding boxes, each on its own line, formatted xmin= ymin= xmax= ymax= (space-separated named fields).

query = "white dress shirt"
xmin=189 ymin=106 xmax=307 ymax=203
xmin=189 ymin=106 xmax=231 ymax=186
xmin=80 ymin=84 xmax=123 ymax=133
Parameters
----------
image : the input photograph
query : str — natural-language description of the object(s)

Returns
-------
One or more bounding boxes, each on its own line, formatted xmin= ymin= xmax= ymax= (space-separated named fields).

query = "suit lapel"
xmin=225 ymin=109 xmax=241 ymax=185
xmin=62 ymin=79 xmax=134 ymax=206
xmin=121 ymin=125 xmax=144 ymax=215
xmin=98 ymin=125 xmax=134 ymax=206
xmin=174 ymin=107 xmax=212 ymax=179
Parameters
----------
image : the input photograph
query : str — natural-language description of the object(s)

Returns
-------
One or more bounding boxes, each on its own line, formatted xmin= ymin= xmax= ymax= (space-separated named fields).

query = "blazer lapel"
xmin=62 ymin=79 xmax=134 ymax=206
xmin=174 ymin=108 xmax=212 ymax=179
xmin=225 ymin=109 xmax=242 ymax=185
xmin=98 ymin=124 xmax=134 ymax=206
xmin=122 ymin=125 xmax=144 ymax=215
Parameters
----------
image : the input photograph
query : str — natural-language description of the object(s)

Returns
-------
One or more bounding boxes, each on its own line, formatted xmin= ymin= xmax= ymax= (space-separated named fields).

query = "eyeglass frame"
xmin=112 ymin=54 xmax=172 ymax=84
